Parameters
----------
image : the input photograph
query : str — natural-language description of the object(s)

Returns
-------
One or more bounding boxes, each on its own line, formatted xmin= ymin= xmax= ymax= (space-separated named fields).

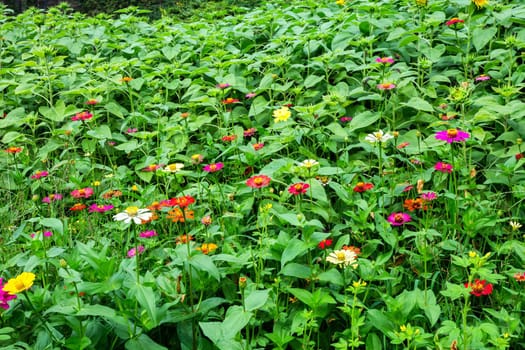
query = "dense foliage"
xmin=0 ymin=0 xmax=524 ymax=349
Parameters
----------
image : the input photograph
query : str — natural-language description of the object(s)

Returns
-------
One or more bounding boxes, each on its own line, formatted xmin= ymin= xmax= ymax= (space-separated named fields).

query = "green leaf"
xmin=86 ymin=125 xmax=112 ymax=140
xmin=125 ymin=334 xmax=167 ymax=350
xmin=189 ymin=254 xmax=220 ymax=281
xmin=134 ymin=284 xmax=158 ymax=328
xmin=349 ymin=111 xmax=379 ymax=131
xmin=115 ymin=140 xmax=140 ymax=153
xmin=244 ymin=289 xmax=270 ymax=311
xmin=280 ymin=238 xmax=308 ymax=268
xmin=473 ymin=27 xmax=498 ymax=52
xmin=303 ymin=75 xmax=323 ymax=88
xmin=367 ymin=309 xmax=395 ymax=334
xmin=403 ymin=97 xmax=434 ymax=112
xmin=39 ymin=100 xmax=78 ymax=122
xmin=280 ymin=263 xmax=312 ymax=279
xmin=41 ymin=218 xmax=63 ymax=235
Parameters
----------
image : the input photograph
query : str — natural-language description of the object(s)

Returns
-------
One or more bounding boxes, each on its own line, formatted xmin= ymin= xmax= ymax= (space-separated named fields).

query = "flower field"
xmin=0 ymin=0 xmax=524 ymax=348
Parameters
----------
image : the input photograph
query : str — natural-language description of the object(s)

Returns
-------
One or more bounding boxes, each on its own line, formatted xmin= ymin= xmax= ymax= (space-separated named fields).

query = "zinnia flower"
xmin=326 ymin=250 xmax=358 ymax=268
xmin=376 ymin=57 xmax=394 ymax=64
xmin=164 ymin=163 xmax=185 ymax=173
xmin=318 ymin=238 xmax=333 ymax=249
xmin=387 ymin=212 xmax=411 ymax=226
xmin=170 ymin=195 xmax=195 ymax=208
xmin=513 ymin=272 xmax=525 ymax=282
xmin=31 ymin=170 xmax=49 ymax=180
xmin=127 ymin=246 xmax=145 ymax=258
xmin=273 ymin=106 xmax=291 ymax=123
xmin=353 ymin=182 xmax=374 ymax=192
xmin=42 ymin=193 xmax=63 ymax=203
xmin=222 ymin=135 xmax=237 ymax=142
xmin=288 ymin=182 xmax=310 ymax=195
xmin=2 ymin=272 xmax=36 ymax=295
xmin=88 ymin=203 xmax=114 ymax=213
xmin=509 ymin=221 xmax=522 ymax=231
xmin=435 ymin=162 xmax=453 ymax=173
xmin=365 ymin=130 xmax=394 ymax=143
xmin=0 ymin=278 xmax=17 ymax=309
xmin=126 ymin=128 xmax=138 ymax=134
xmin=246 ymin=175 xmax=271 ymax=189
xmin=71 ymin=187 xmax=94 ymax=199
xmin=142 ymin=164 xmax=162 ymax=172
xmin=253 ymin=143 xmax=264 ymax=151
xmin=222 ymin=98 xmax=240 ymax=104
xmin=435 ymin=129 xmax=470 ymax=143
xmin=472 ymin=0 xmax=488 ymax=9
xmin=243 ymin=128 xmax=257 ymax=137
xmin=245 ymin=92 xmax=257 ymax=99
xmin=464 ymin=279 xmax=493 ymax=296
xmin=71 ymin=111 xmax=93 ymax=121
xmin=113 ymin=206 xmax=153 ymax=224
xmin=203 ymin=162 xmax=224 ymax=172
xmin=377 ymin=83 xmax=396 ymax=90
xmin=86 ymin=99 xmax=99 ymax=105
xmin=420 ymin=192 xmax=437 ymax=201
xmin=216 ymin=83 xmax=230 ymax=89
xmin=445 ymin=18 xmax=464 ymax=27
xmin=191 ymin=154 xmax=204 ymax=164
xmin=340 ymin=116 xmax=353 ymax=123
xmin=475 ymin=74 xmax=490 ymax=82
xmin=196 ymin=243 xmax=218 ymax=255
xmin=4 ymin=147 xmax=22 ymax=154
xmin=70 ymin=203 xmax=87 ymax=211
xmin=300 ymin=159 xmax=319 ymax=168
xmin=121 ymin=77 xmax=133 ymax=83
xmin=403 ymin=198 xmax=427 ymax=211
xmin=167 ymin=208 xmax=194 ymax=223
xmin=201 ymin=215 xmax=212 ymax=226
xmin=139 ymin=230 xmax=157 ymax=238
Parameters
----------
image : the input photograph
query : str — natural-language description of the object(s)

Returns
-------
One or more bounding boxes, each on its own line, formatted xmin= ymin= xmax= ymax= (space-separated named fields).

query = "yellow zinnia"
xmin=2 ymin=272 xmax=36 ymax=295
xmin=472 ymin=0 xmax=488 ymax=8
xmin=273 ymin=106 xmax=291 ymax=123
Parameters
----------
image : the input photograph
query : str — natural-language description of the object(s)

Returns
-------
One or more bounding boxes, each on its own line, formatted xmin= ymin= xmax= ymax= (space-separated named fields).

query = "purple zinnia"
xmin=435 ymin=129 xmax=470 ymax=143
xmin=387 ymin=212 xmax=411 ymax=226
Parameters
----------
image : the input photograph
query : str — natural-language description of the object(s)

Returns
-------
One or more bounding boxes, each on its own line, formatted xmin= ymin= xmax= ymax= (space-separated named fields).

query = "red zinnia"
xmin=464 ymin=279 xmax=493 ymax=297
xmin=253 ymin=143 xmax=264 ymax=151
xmin=222 ymin=98 xmax=240 ymax=104
xmin=142 ymin=164 xmax=162 ymax=172
xmin=445 ymin=18 xmax=464 ymax=27
xmin=353 ymin=182 xmax=374 ymax=193
xmin=246 ymin=175 xmax=271 ymax=189
xmin=69 ymin=203 xmax=87 ymax=211
xmin=71 ymin=111 xmax=93 ymax=121
xmin=513 ymin=272 xmax=525 ymax=282
xmin=288 ymin=182 xmax=310 ymax=195
xmin=243 ymin=128 xmax=257 ymax=137
xmin=222 ymin=135 xmax=237 ymax=142
xmin=318 ymin=238 xmax=333 ymax=250
xmin=170 ymin=195 xmax=195 ymax=208
xmin=5 ymin=147 xmax=22 ymax=154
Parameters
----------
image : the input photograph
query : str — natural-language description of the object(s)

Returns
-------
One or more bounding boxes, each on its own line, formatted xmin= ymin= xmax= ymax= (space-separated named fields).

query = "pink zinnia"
xmin=435 ymin=129 xmax=470 ymax=143
xmin=42 ymin=193 xmax=63 ymax=203
xmin=43 ymin=231 xmax=53 ymax=237
xmin=377 ymin=83 xmax=396 ymax=90
xmin=340 ymin=116 xmax=353 ymax=123
xmin=243 ymin=128 xmax=257 ymax=137
xmin=89 ymin=203 xmax=114 ymax=213
xmin=420 ymin=192 xmax=437 ymax=201
xmin=31 ymin=170 xmax=49 ymax=180
xmin=203 ymin=162 xmax=224 ymax=172
xmin=139 ymin=230 xmax=157 ymax=238
xmin=435 ymin=162 xmax=453 ymax=173
xmin=375 ymin=57 xmax=394 ymax=64
xmin=71 ymin=187 xmax=94 ymax=199
xmin=245 ymin=92 xmax=257 ymax=99
xmin=387 ymin=212 xmax=411 ymax=226
xmin=216 ymin=83 xmax=230 ymax=89
xmin=246 ymin=175 xmax=271 ymax=189
xmin=475 ymin=74 xmax=490 ymax=82
xmin=86 ymin=99 xmax=99 ymax=105
xmin=0 ymin=278 xmax=17 ymax=310
xmin=445 ymin=18 xmax=464 ymax=27
xmin=127 ymin=245 xmax=145 ymax=258
xmin=71 ymin=111 xmax=93 ymax=121
xmin=126 ymin=128 xmax=138 ymax=134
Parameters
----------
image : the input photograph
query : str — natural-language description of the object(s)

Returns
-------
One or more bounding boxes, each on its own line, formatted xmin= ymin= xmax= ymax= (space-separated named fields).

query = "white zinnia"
xmin=326 ymin=249 xmax=358 ymax=268
xmin=509 ymin=220 xmax=522 ymax=231
xmin=364 ymin=130 xmax=394 ymax=143
xmin=113 ymin=206 xmax=153 ymax=224
xmin=300 ymin=159 xmax=319 ymax=168
xmin=163 ymin=163 xmax=185 ymax=173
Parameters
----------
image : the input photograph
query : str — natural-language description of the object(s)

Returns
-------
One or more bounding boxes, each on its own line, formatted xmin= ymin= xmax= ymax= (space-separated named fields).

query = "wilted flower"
xmin=326 ymin=249 xmax=358 ymax=268
xmin=243 ymin=128 xmax=257 ymax=137
xmin=365 ymin=130 xmax=394 ymax=143
xmin=125 ymin=128 xmax=138 ymax=134
xmin=201 ymin=215 xmax=212 ymax=226
xmin=465 ymin=279 xmax=493 ymax=296
xmin=340 ymin=116 xmax=353 ymax=123
xmin=2 ymin=272 xmax=35 ymax=295
xmin=191 ymin=154 xmax=204 ymax=164
xmin=253 ymin=143 xmax=264 ymax=151
xmin=387 ymin=212 xmax=411 ymax=226
xmin=113 ymin=206 xmax=153 ymax=224
xmin=71 ymin=111 xmax=93 ymax=121
xmin=246 ymin=175 xmax=271 ymax=189
xmin=142 ymin=164 xmax=162 ymax=172
xmin=175 ymin=234 xmax=194 ymax=244
xmin=513 ymin=272 xmax=525 ymax=282
xmin=445 ymin=18 xmax=464 ymax=27
xmin=435 ymin=129 xmax=470 ymax=143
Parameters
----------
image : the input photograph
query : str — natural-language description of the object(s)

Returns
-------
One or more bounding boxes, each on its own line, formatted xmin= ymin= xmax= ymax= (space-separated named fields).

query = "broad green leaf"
xmin=244 ymin=289 xmax=270 ymax=311
xmin=189 ymin=254 xmax=220 ymax=281
xmin=473 ymin=27 xmax=498 ymax=52
xmin=403 ymin=97 xmax=434 ymax=112
xmin=280 ymin=238 xmax=308 ymax=267
xmin=134 ymin=284 xmax=158 ymax=328
xmin=86 ymin=125 xmax=112 ymax=140
xmin=303 ymin=75 xmax=323 ymax=88
xmin=349 ymin=111 xmax=379 ymax=131
xmin=280 ymin=263 xmax=312 ymax=279
xmin=41 ymin=218 xmax=63 ymax=235
xmin=125 ymin=334 xmax=167 ymax=350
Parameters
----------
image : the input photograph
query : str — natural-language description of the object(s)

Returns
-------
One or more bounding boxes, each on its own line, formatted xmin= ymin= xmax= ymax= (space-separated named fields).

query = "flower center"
xmin=447 ymin=129 xmax=458 ymax=138
xmin=125 ymin=206 xmax=139 ymax=216
xmin=472 ymin=282 xmax=484 ymax=293
xmin=374 ymin=132 xmax=383 ymax=140
xmin=336 ymin=252 xmax=346 ymax=261
xmin=254 ymin=177 xmax=264 ymax=185
xmin=294 ymin=184 xmax=303 ymax=191
xmin=209 ymin=164 xmax=217 ymax=171
xmin=394 ymin=213 xmax=404 ymax=222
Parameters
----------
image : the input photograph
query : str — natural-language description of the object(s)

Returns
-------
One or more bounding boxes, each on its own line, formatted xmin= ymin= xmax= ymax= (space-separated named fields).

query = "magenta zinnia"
xmin=387 ymin=212 xmax=411 ymax=226
xmin=435 ymin=129 xmax=470 ymax=143
xmin=435 ymin=162 xmax=453 ymax=173
xmin=31 ymin=170 xmax=49 ymax=180
xmin=246 ymin=175 xmax=271 ymax=189
xmin=203 ymin=162 xmax=224 ymax=172
xmin=0 ymin=278 xmax=17 ymax=309
xmin=88 ymin=203 xmax=114 ymax=213
xmin=71 ymin=187 xmax=94 ymax=199
xmin=288 ymin=182 xmax=310 ymax=195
